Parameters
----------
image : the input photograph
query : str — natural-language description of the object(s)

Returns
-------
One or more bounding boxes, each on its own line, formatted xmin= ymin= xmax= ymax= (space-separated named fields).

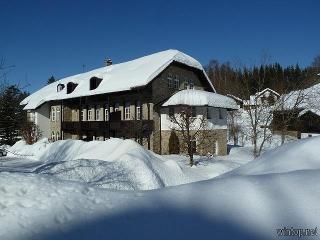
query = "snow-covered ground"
xmin=2 ymin=138 xmax=252 ymax=190
xmin=0 ymin=137 xmax=319 ymax=239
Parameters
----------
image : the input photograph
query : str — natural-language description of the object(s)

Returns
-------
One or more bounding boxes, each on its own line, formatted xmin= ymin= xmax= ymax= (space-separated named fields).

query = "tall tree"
xmin=0 ymin=85 xmax=28 ymax=145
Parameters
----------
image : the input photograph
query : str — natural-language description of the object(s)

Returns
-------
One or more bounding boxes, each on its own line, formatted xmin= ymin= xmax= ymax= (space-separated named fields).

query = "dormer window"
xmin=90 ymin=77 xmax=102 ymax=90
xmin=57 ymin=84 xmax=65 ymax=92
xmin=67 ymin=82 xmax=78 ymax=94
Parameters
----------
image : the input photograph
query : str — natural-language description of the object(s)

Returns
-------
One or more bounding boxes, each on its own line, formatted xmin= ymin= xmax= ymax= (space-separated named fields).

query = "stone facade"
xmin=160 ymin=129 xmax=227 ymax=156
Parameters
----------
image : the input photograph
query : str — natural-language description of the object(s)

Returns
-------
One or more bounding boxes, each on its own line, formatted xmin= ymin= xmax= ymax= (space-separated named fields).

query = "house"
xmin=272 ymin=78 xmax=320 ymax=138
xmin=21 ymin=49 xmax=238 ymax=155
xmin=227 ymin=94 xmax=243 ymax=108
xmin=243 ymin=88 xmax=280 ymax=109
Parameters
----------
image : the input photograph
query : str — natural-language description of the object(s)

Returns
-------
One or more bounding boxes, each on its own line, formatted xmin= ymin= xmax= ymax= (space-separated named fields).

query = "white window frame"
xmin=88 ymin=109 xmax=93 ymax=121
xmin=136 ymin=101 xmax=141 ymax=120
xmin=168 ymin=73 xmax=179 ymax=90
xmin=81 ymin=109 xmax=86 ymax=121
xmin=95 ymin=107 xmax=101 ymax=121
xmin=125 ymin=102 xmax=131 ymax=120
xmin=56 ymin=107 xmax=61 ymax=121
xmin=56 ymin=131 xmax=60 ymax=140
xmin=51 ymin=131 xmax=55 ymax=142
xmin=105 ymin=107 xmax=109 ymax=121
xmin=51 ymin=107 xmax=56 ymax=122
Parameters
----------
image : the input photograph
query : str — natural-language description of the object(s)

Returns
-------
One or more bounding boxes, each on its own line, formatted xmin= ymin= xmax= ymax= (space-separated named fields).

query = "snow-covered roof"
xmin=162 ymin=89 xmax=239 ymax=110
xmin=255 ymin=88 xmax=280 ymax=97
xmin=298 ymin=108 xmax=320 ymax=117
xmin=243 ymin=88 xmax=280 ymax=106
xmin=21 ymin=49 xmax=214 ymax=110
xmin=226 ymin=94 xmax=243 ymax=103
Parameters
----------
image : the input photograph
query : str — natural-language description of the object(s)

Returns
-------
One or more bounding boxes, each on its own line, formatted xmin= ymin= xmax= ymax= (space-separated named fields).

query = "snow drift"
xmin=228 ymin=136 xmax=320 ymax=176
xmin=8 ymin=139 xmax=190 ymax=190
xmin=1 ymin=136 xmax=320 ymax=239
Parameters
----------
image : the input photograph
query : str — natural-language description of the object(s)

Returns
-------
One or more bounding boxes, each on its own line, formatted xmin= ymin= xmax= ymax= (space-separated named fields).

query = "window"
xmin=56 ymin=131 xmax=60 ymax=141
xmin=57 ymin=84 xmax=65 ymax=92
xmin=136 ymin=101 xmax=141 ymax=120
xmin=95 ymin=107 xmax=101 ymax=121
xmin=184 ymin=79 xmax=194 ymax=89
xmin=188 ymin=79 xmax=194 ymax=89
xmin=81 ymin=109 xmax=86 ymax=121
xmin=51 ymin=107 xmax=56 ymax=122
xmin=27 ymin=112 xmax=35 ymax=122
xmin=219 ymin=108 xmax=223 ymax=119
xmin=105 ymin=106 xmax=109 ymax=121
xmin=114 ymin=102 xmax=120 ymax=112
xmin=88 ymin=109 xmax=93 ymax=121
xmin=191 ymin=107 xmax=197 ymax=118
xmin=169 ymin=107 xmax=174 ymax=118
xmin=125 ymin=102 xmax=131 ymax=120
xmin=51 ymin=131 xmax=55 ymax=142
xmin=168 ymin=74 xmax=179 ymax=90
xmin=207 ymin=107 xmax=211 ymax=119
xmin=56 ymin=107 xmax=61 ymax=121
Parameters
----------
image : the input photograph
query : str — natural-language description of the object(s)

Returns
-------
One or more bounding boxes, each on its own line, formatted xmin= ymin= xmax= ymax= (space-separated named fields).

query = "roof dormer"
xmin=90 ymin=77 xmax=102 ymax=90
xmin=67 ymin=82 xmax=78 ymax=94
xmin=57 ymin=83 xmax=65 ymax=92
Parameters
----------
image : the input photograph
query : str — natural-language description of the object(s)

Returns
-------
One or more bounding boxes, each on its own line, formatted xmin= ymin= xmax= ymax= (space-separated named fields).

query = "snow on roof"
xmin=243 ymin=88 xmax=280 ymax=106
xmin=226 ymin=94 xmax=243 ymax=103
xmin=255 ymin=88 xmax=280 ymax=97
xmin=162 ymin=89 xmax=239 ymax=110
xmin=21 ymin=49 xmax=215 ymax=110
xmin=298 ymin=108 xmax=320 ymax=117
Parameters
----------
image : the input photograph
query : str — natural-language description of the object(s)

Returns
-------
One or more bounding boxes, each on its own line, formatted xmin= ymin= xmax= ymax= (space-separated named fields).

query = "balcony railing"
xmin=62 ymin=119 xmax=154 ymax=132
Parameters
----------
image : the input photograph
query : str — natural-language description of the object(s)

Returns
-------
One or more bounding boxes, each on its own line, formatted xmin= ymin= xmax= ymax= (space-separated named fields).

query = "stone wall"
xmin=161 ymin=129 xmax=227 ymax=156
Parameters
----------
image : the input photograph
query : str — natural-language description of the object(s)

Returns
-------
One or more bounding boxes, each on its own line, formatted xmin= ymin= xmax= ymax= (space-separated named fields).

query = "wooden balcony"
xmin=62 ymin=119 xmax=154 ymax=134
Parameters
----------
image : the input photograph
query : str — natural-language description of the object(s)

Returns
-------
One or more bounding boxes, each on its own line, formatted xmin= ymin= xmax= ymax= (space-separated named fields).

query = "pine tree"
xmin=0 ymin=85 xmax=28 ymax=145
xmin=47 ymin=75 xmax=56 ymax=85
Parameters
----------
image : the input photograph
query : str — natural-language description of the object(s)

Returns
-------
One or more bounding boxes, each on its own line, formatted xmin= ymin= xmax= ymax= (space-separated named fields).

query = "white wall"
xmin=34 ymin=103 xmax=50 ymax=139
xmin=160 ymin=106 xmax=227 ymax=131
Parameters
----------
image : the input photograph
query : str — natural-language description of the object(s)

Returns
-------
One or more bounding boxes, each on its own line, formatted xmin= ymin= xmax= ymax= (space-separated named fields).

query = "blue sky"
xmin=0 ymin=0 xmax=319 ymax=93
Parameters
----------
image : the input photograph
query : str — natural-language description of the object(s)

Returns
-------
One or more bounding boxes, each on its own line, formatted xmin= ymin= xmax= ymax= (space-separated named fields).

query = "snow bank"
xmin=228 ymin=136 xmax=320 ymax=176
xmin=1 ymin=149 xmax=320 ymax=239
xmin=8 ymin=139 xmax=191 ymax=190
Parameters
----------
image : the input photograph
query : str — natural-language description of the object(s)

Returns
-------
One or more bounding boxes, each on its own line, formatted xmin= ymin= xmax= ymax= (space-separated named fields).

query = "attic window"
xmin=66 ymin=82 xmax=78 ymax=94
xmin=57 ymin=84 xmax=65 ymax=92
xmin=90 ymin=77 xmax=102 ymax=90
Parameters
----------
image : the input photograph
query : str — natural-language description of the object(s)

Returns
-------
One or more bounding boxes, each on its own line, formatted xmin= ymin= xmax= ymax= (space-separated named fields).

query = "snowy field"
xmin=0 ymin=137 xmax=319 ymax=239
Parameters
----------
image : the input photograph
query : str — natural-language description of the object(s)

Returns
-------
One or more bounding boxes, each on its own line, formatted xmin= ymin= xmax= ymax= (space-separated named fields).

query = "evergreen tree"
xmin=0 ymin=85 xmax=28 ymax=145
xmin=47 ymin=75 xmax=56 ymax=85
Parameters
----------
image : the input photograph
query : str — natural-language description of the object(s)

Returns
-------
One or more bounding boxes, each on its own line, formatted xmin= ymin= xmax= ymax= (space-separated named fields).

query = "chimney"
xmin=104 ymin=58 xmax=112 ymax=66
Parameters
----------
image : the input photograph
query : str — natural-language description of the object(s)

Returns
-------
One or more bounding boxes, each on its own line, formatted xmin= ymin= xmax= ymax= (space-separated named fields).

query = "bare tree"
xmin=168 ymin=106 xmax=215 ymax=166
xmin=21 ymin=122 xmax=42 ymax=145
xmin=227 ymin=110 xmax=243 ymax=146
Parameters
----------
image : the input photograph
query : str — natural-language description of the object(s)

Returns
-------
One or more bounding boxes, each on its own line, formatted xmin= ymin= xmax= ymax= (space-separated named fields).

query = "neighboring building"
xmin=243 ymin=88 xmax=280 ymax=109
xmin=21 ymin=49 xmax=237 ymax=155
xmin=227 ymin=94 xmax=243 ymax=108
